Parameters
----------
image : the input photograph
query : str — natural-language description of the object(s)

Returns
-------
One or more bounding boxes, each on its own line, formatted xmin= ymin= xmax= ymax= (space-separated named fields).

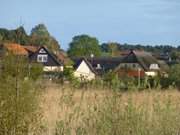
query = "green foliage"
xmin=168 ymin=64 xmax=180 ymax=89
xmin=0 ymin=54 xmax=44 ymax=135
xmin=31 ymin=24 xmax=50 ymax=37
xmin=0 ymin=24 xmax=61 ymax=52
xmin=101 ymin=42 xmax=119 ymax=56
xmin=67 ymin=34 xmax=101 ymax=57
xmin=101 ymin=42 xmax=180 ymax=60
xmin=102 ymin=71 xmax=138 ymax=91
xmin=30 ymin=24 xmax=60 ymax=52
xmin=170 ymin=51 xmax=180 ymax=61
xmin=29 ymin=63 xmax=43 ymax=80
xmin=63 ymin=67 xmax=75 ymax=81
xmin=0 ymin=26 xmax=29 ymax=45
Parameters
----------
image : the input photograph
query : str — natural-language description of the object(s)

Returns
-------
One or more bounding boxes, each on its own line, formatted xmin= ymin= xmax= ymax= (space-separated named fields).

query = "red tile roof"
xmin=4 ymin=43 xmax=28 ymax=55
xmin=23 ymin=45 xmax=39 ymax=53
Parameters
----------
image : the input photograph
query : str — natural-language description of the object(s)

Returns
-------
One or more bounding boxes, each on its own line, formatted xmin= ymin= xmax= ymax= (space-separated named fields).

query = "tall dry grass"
xmin=40 ymin=83 xmax=180 ymax=135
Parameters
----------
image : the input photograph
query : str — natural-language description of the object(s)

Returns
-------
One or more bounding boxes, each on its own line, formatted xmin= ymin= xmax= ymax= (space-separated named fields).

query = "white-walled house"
xmin=115 ymin=50 xmax=169 ymax=78
xmin=27 ymin=46 xmax=64 ymax=72
xmin=74 ymin=58 xmax=96 ymax=80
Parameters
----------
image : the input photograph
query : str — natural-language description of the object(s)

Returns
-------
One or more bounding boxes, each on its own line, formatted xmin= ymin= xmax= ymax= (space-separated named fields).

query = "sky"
xmin=0 ymin=0 xmax=180 ymax=49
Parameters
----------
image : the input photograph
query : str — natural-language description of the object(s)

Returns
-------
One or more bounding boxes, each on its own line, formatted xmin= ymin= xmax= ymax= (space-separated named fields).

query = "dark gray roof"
xmin=73 ymin=57 xmax=97 ymax=74
xmin=72 ymin=56 xmax=124 ymax=75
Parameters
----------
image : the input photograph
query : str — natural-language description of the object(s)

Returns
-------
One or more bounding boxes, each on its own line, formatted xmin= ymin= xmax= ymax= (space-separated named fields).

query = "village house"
xmin=115 ymin=50 xmax=169 ymax=78
xmin=72 ymin=57 xmax=123 ymax=80
xmin=26 ymin=46 xmax=63 ymax=72
xmin=72 ymin=50 xmax=169 ymax=80
xmin=0 ymin=43 xmax=63 ymax=72
xmin=73 ymin=58 xmax=97 ymax=80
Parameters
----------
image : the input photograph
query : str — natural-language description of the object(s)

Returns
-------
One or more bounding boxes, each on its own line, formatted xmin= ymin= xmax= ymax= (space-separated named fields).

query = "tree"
xmin=170 ymin=51 xmax=180 ymax=61
xmin=30 ymin=24 xmax=60 ymax=52
xmin=31 ymin=24 xmax=50 ymax=37
xmin=67 ymin=34 xmax=101 ymax=57
xmin=101 ymin=42 xmax=120 ymax=56
xmin=0 ymin=26 xmax=29 ymax=45
xmin=0 ymin=54 xmax=43 ymax=135
xmin=0 ymin=34 xmax=2 ymax=41
xmin=168 ymin=64 xmax=180 ymax=89
xmin=14 ymin=26 xmax=29 ymax=45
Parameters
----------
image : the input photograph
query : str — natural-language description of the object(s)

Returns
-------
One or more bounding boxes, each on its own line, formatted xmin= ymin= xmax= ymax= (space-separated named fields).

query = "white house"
xmin=74 ymin=58 xmax=96 ymax=81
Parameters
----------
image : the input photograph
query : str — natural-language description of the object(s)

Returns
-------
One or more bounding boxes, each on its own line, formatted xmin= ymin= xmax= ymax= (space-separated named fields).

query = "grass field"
xmin=40 ymin=83 xmax=180 ymax=135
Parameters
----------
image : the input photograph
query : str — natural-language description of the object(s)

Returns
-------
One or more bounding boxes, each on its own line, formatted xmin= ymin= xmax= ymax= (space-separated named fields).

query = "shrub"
xmin=0 ymin=54 xmax=44 ymax=135
xmin=168 ymin=64 xmax=180 ymax=89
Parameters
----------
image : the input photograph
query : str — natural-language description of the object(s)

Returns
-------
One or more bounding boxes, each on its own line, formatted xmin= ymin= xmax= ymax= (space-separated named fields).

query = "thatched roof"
xmin=118 ymin=50 xmax=169 ymax=71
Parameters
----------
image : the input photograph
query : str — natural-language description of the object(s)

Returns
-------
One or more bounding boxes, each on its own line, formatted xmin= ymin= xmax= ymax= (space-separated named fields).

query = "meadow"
xmin=40 ymin=83 xmax=180 ymax=135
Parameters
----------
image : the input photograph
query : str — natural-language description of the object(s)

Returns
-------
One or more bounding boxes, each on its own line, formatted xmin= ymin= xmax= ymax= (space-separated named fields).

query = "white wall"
xmin=74 ymin=60 xmax=95 ymax=80
xmin=145 ymin=71 xmax=157 ymax=77
xmin=43 ymin=66 xmax=63 ymax=72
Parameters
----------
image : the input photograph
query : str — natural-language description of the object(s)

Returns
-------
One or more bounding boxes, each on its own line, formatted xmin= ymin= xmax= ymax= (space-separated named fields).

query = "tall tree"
xmin=0 ymin=26 xmax=29 ymax=45
xmin=31 ymin=24 xmax=50 ymax=37
xmin=101 ymin=42 xmax=120 ymax=56
xmin=30 ymin=24 xmax=60 ymax=52
xmin=14 ymin=26 xmax=29 ymax=45
xmin=67 ymin=34 xmax=101 ymax=57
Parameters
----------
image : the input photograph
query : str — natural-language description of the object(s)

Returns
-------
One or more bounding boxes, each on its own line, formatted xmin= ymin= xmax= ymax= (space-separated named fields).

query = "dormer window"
xmin=37 ymin=54 xmax=48 ymax=62
xmin=149 ymin=64 xmax=159 ymax=70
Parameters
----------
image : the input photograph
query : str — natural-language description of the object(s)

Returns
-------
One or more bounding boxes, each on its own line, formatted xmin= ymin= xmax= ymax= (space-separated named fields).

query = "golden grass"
xmin=40 ymin=83 xmax=180 ymax=135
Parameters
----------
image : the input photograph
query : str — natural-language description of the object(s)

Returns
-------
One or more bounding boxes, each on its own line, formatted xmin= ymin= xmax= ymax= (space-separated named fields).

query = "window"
xmin=149 ymin=64 xmax=159 ymax=70
xmin=39 ymin=48 xmax=46 ymax=53
xmin=37 ymin=55 xmax=48 ymax=62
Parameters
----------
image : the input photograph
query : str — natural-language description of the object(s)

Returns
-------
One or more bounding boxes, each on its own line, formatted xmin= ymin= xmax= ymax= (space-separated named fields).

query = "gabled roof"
xmin=118 ymin=50 xmax=168 ymax=71
xmin=23 ymin=45 xmax=39 ymax=53
xmin=74 ymin=58 xmax=97 ymax=74
xmin=72 ymin=57 xmax=123 ymax=70
xmin=3 ymin=43 xmax=28 ymax=55
xmin=33 ymin=46 xmax=63 ymax=66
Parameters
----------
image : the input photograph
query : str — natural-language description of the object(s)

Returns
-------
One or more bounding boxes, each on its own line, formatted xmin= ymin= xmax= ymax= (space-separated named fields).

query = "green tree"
xmin=67 ymin=34 xmax=101 ymax=57
xmin=30 ymin=24 xmax=60 ymax=52
xmin=101 ymin=42 xmax=119 ymax=56
xmin=168 ymin=64 xmax=180 ymax=89
xmin=170 ymin=51 xmax=180 ymax=61
xmin=0 ymin=34 xmax=2 ymax=42
xmin=31 ymin=24 xmax=50 ymax=37
xmin=0 ymin=54 xmax=43 ymax=135
xmin=0 ymin=26 xmax=29 ymax=45
xmin=14 ymin=26 xmax=29 ymax=45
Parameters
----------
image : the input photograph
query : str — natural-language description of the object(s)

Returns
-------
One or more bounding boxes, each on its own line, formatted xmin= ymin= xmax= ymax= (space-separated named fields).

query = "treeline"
xmin=0 ymin=25 xmax=180 ymax=59
xmin=67 ymin=34 xmax=180 ymax=61
xmin=0 ymin=24 xmax=60 ymax=52
xmin=101 ymin=42 xmax=180 ymax=54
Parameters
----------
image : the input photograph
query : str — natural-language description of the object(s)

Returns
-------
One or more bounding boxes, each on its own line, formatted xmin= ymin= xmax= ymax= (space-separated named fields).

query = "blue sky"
xmin=0 ymin=0 xmax=180 ymax=49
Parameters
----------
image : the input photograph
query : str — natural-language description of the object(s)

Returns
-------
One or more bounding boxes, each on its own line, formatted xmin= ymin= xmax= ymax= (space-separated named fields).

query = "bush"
xmin=0 ymin=54 xmax=44 ymax=135
xmin=168 ymin=64 xmax=180 ymax=89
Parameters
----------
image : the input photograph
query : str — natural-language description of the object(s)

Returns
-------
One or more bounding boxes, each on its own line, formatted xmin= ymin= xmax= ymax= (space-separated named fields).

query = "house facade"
xmin=0 ymin=43 xmax=63 ymax=72
xmin=73 ymin=58 xmax=96 ymax=80
xmin=28 ymin=46 xmax=63 ymax=72
xmin=72 ymin=57 xmax=123 ymax=75
xmin=115 ymin=50 xmax=168 ymax=77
